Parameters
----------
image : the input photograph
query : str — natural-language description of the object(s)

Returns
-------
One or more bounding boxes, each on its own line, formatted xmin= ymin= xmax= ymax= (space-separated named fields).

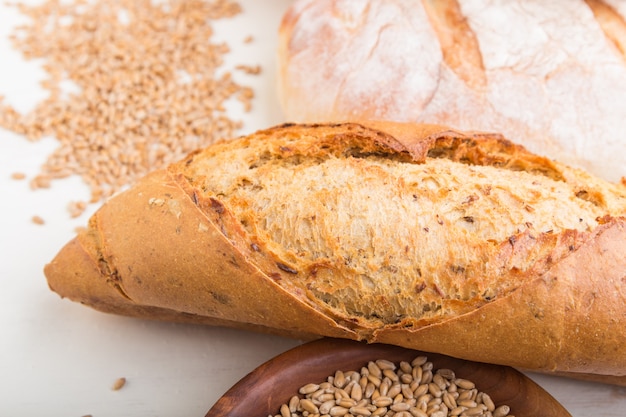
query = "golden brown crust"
xmin=45 ymin=121 xmax=626 ymax=383
xmin=373 ymin=219 xmax=626 ymax=374
xmin=46 ymin=169 xmax=356 ymax=339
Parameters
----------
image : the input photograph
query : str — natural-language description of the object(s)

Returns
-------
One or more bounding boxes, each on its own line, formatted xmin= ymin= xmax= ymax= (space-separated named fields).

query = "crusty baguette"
xmin=45 ymin=121 xmax=626 ymax=382
xmin=278 ymin=0 xmax=626 ymax=183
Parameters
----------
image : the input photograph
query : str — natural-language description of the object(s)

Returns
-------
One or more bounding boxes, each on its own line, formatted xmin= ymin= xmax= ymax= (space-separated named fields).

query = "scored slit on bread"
xmin=173 ymin=122 xmax=626 ymax=330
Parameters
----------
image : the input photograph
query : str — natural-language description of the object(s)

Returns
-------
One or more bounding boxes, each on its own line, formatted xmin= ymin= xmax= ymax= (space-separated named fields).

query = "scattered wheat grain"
xmin=67 ymin=200 xmax=87 ymax=218
xmin=112 ymin=377 xmax=126 ymax=391
xmin=11 ymin=172 xmax=26 ymax=180
xmin=0 ymin=0 xmax=257 ymax=217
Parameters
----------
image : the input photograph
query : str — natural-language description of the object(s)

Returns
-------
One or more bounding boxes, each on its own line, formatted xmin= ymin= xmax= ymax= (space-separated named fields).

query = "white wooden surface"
xmin=1 ymin=1 xmax=625 ymax=416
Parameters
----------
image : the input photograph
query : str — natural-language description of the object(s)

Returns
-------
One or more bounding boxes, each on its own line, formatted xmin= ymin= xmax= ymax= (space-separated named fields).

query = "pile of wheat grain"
xmin=0 ymin=0 xmax=258 ymax=217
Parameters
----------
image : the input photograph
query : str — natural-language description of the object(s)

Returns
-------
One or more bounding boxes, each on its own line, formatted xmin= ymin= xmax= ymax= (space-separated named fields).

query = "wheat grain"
xmin=0 ymin=0 xmax=257 ymax=217
xmin=271 ymin=356 xmax=512 ymax=417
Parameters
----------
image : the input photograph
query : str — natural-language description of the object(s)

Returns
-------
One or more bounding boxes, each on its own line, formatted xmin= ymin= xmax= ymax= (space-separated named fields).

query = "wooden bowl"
xmin=206 ymin=338 xmax=571 ymax=417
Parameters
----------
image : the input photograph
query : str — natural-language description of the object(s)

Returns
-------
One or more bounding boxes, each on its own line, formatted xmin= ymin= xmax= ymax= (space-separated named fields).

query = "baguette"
xmin=277 ymin=0 xmax=626 ymax=183
xmin=44 ymin=121 xmax=626 ymax=382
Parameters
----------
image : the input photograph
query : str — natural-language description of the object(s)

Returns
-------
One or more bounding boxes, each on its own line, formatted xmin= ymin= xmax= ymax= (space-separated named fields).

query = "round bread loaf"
xmin=278 ymin=0 xmax=626 ymax=183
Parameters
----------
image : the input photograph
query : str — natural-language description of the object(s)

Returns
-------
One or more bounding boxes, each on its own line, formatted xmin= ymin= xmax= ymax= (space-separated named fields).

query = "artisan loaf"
xmin=278 ymin=0 xmax=626 ymax=183
xmin=44 ymin=121 xmax=626 ymax=382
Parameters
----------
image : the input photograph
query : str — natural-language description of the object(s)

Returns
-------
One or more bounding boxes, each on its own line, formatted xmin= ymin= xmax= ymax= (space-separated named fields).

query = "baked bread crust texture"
xmin=45 ymin=121 xmax=626 ymax=381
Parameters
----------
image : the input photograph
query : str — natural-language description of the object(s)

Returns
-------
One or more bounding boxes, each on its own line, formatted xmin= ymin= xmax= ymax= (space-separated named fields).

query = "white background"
xmin=1 ymin=1 xmax=625 ymax=416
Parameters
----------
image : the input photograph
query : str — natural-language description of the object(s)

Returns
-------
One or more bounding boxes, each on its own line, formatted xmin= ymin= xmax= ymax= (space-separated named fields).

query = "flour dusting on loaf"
xmin=279 ymin=0 xmax=626 ymax=182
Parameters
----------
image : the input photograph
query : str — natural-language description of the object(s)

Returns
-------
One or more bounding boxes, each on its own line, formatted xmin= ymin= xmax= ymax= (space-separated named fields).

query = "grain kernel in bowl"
xmin=271 ymin=356 xmax=511 ymax=417
xmin=0 ymin=0 xmax=257 ymax=214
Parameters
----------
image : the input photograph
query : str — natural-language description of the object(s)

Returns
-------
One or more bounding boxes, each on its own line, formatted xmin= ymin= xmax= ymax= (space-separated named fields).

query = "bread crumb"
xmin=32 ymin=215 xmax=45 ymax=225
xmin=243 ymin=34 xmax=254 ymax=43
xmin=111 ymin=377 xmax=126 ymax=391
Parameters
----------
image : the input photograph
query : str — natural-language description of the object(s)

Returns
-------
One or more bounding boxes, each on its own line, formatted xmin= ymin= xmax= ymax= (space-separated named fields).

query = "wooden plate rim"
xmin=206 ymin=338 xmax=571 ymax=417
